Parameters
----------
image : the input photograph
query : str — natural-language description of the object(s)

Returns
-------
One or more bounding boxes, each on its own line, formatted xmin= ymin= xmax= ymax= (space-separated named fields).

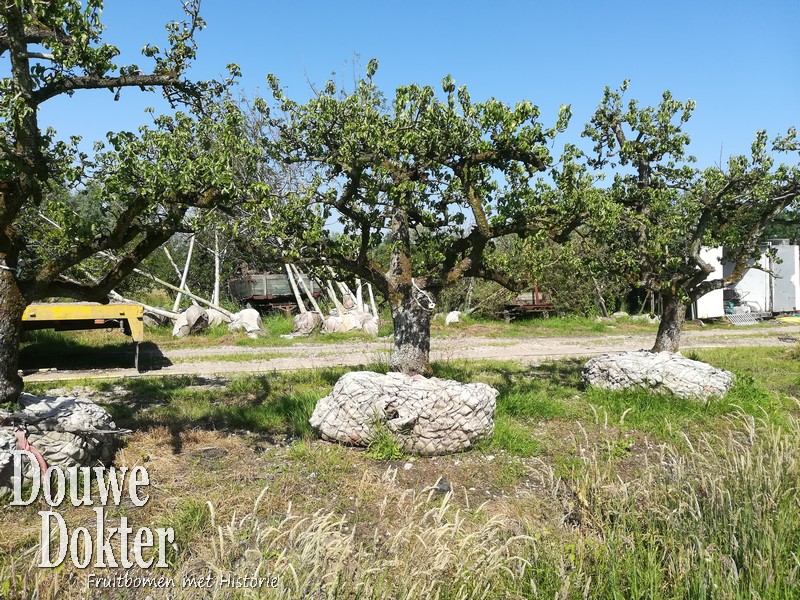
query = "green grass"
xmin=477 ymin=414 xmax=542 ymax=456
xmin=365 ymin=422 xmax=406 ymax=460
xmin=431 ymin=349 xmax=797 ymax=448
xmin=170 ymin=351 xmax=293 ymax=364
xmin=157 ymin=499 xmax=211 ymax=566
xmin=92 ymin=369 xmax=350 ymax=439
xmin=431 ymin=313 xmax=659 ymax=338
xmin=583 ymin=374 xmax=783 ymax=438
xmin=29 ymin=346 xmax=796 ymax=460
xmin=7 ymin=346 xmax=800 ymax=599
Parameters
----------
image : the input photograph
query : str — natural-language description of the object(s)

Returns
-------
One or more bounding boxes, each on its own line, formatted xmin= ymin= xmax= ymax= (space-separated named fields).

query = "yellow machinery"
xmin=21 ymin=303 xmax=144 ymax=371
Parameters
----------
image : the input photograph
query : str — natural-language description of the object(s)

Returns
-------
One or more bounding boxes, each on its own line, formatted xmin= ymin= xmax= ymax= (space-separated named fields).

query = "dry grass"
xmin=5 ymin=347 xmax=799 ymax=598
xmin=2 ymin=405 xmax=799 ymax=599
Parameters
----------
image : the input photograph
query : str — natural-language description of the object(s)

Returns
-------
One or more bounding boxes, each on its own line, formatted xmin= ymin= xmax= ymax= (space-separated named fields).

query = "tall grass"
xmin=190 ymin=411 xmax=800 ymax=598
xmin=4 ymin=410 xmax=798 ymax=599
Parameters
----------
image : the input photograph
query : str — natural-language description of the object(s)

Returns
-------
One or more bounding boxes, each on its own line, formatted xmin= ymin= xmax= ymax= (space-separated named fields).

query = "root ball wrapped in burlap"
xmin=582 ymin=351 xmax=734 ymax=400
xmin=310 ymin=371 xmax=497 ymax=455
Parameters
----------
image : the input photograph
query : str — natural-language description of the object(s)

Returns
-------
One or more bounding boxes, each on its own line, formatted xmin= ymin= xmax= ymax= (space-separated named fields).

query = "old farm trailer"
xmin=501 ymin=282 xmax=555 ymax=320
xmin=227 ymin=271 xmax=323 ymax=314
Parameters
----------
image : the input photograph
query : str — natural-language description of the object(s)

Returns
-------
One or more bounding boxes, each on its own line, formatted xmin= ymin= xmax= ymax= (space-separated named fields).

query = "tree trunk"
xmin=652 ymin=295 xmax=687 ymax=353
xmin=389 ymin=292 xmax=433 ymax=376
xmin=0 ymin=269 xmax=26 ymax=404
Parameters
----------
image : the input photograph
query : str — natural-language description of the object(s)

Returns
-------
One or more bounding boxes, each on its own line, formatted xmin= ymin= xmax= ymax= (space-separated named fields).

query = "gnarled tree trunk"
xmin=652 ymin=294 xmax=687 ymax=353
xmin=0 ymin=268 xmax=26 ymax=404
xmin=386 ymin=206 xmax=435 ymax=376
xmin=389 ymin=292 xmax=433 ymax=376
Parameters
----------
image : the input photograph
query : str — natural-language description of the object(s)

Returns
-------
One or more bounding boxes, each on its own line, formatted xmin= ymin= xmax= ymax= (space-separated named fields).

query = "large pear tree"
xmin=584 ymin=83 xmax=799 ymax=352
xmin=261 ymin=62 xmax=595 ymax=375
xmin=0 ymin=0 xmax=259 ymax=403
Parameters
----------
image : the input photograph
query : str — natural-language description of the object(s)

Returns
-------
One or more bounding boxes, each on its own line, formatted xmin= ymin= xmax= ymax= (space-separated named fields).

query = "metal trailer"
xmin=501 ymin=283 xmax=555 ymax=320
xmin=227 ymin=271 xmax=322 ymax=314
xmin=21 ymin=302 xmax=145 ymax=370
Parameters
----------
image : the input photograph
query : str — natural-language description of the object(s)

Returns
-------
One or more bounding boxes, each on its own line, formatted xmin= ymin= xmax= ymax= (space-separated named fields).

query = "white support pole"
xmin=338 ymin=281 xmax=355 ymax=308
xmin=367 ymin=282 xmax=378 ymax=318
xmin=109 ymin=291 xmax=178 ymax=321
xmin=285 ymin=264 xmax=307 ymax=314
xmin=173 ymin=234 xmax=195 ymax=312
xmin=291 ymin=265 xmax=323 ymax=314
xmin=212 ymin=231 xmax=221 ymax=307
xmin=163 ymin=247 xmax=185 ymax=283
xmin=326 ymin=280 xmax=346 ymax=314
xmin=355 ymin=278 xmax=364 ymax=312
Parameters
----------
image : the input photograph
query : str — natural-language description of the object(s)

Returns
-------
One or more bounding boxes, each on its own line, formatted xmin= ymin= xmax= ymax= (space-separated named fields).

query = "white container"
xmin=725 ymin=252 xmax=772 ymax=313
xmin=770 ymin=240 xmax=800 ymax=313
xmin=694 ymin=247 xmax=725 ymax=318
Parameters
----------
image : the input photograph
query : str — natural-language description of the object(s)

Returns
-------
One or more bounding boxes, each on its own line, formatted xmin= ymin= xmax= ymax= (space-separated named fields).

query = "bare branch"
xmin=31 ymin=73 xmax=181 ymax=105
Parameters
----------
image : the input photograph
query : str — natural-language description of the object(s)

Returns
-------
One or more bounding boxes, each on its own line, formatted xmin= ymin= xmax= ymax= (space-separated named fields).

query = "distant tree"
xmin=260 ymin=62 xmax=596 ymax=375
xmin=584 ymin=82 xmax=800 ymax=352
xmin=0 ymin=1 xmax=258 ymax=403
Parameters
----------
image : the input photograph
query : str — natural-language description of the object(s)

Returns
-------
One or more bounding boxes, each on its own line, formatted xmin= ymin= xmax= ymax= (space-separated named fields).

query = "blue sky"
xmin=39 ymin=0 xmax=799 ymax=167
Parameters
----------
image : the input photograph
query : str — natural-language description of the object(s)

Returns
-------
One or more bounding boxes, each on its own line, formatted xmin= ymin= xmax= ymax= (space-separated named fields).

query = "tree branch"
xmin=32 ymin=73 xmax=181 ymax=105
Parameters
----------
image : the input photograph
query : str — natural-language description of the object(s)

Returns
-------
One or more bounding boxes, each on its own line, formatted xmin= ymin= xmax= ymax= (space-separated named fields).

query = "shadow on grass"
xmin=97 ymin=369 xmax=358 ymax=453
xmin=20 ymin=330 xmax=170 ymax=371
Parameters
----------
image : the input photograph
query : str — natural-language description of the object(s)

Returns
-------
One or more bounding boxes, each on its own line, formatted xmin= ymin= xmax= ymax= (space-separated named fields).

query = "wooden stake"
xmin=291 ymin=265 xmax=323 ymax=314
xmin=173 ymin=234 xmax=195 ymax=312
xmin=286 ymin=264 xmax=307 ymax=314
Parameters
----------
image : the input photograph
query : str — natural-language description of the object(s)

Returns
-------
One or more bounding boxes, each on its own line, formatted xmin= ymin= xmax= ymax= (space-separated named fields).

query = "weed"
xmin=365 ymin=422 xmax=405 ymax=461
xmin=158 ymin=499 xmax=210 ymax=566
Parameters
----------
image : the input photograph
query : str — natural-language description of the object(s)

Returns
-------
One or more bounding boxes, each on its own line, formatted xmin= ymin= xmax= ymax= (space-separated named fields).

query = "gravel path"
xmin=23 ymin=324 xmax=800 ymax=383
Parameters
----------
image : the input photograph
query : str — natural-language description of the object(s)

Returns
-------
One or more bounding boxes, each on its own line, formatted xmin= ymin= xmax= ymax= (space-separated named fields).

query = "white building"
xmin=693 ymin=246 xmax=726 ymax=319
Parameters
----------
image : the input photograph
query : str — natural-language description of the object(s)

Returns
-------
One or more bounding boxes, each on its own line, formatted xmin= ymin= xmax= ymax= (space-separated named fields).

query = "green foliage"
xmin=1 ymin=0 xmax=261 ymax=324
xmin=583 ymin=83 xmax=799 ymax=320
xmin=260 ymin=62 xmax=597 ymax=316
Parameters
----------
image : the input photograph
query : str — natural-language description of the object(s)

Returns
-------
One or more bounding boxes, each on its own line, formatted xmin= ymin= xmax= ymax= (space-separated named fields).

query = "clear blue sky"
xmin=39 ymin=0 xmax=799 ymax=167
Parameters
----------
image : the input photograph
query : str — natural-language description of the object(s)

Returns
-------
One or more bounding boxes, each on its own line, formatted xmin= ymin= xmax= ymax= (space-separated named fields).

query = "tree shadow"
xmin=97 ymin=374 xmax=318 ymax=454
xmin=20 ymin=331 xmax=171 ymax=372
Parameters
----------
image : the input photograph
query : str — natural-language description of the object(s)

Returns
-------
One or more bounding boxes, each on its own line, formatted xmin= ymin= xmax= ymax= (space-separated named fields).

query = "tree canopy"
xmin=258 ymin=61 xmax=596 ymax=373
xmin=584 ymin=82 xmax=800 ymax=351
xmin=0 ymin=0 xmax=260 ymax=403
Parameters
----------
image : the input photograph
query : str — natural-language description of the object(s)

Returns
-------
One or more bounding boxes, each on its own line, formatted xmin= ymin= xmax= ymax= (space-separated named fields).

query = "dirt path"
xmin=23 ymin=324 xmax=800 ymax=383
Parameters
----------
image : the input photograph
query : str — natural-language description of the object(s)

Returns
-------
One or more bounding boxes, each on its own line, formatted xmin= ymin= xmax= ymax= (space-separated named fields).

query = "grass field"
xmin=3 ymin=343 xmax=800 ymax=598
